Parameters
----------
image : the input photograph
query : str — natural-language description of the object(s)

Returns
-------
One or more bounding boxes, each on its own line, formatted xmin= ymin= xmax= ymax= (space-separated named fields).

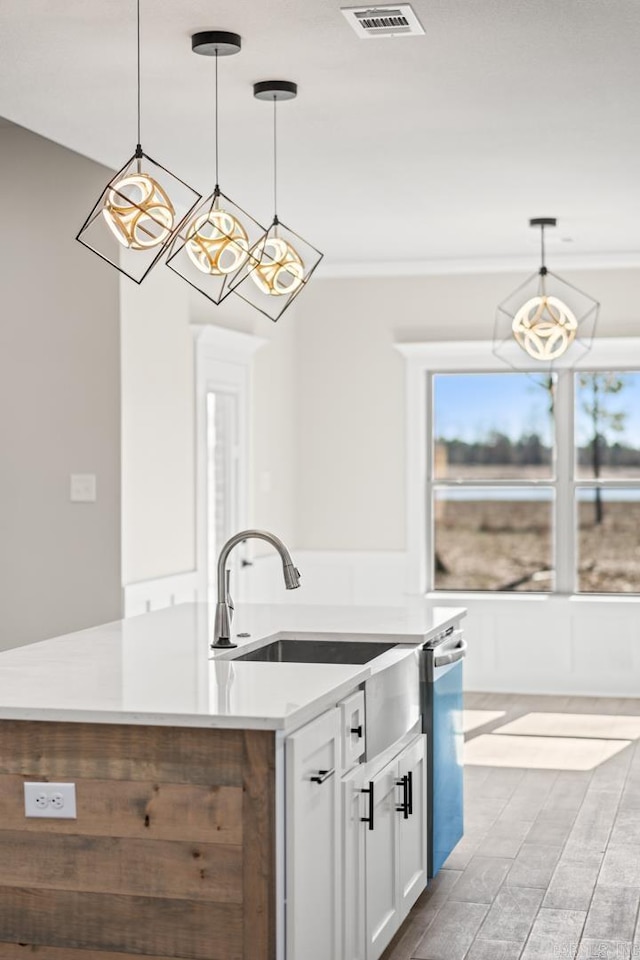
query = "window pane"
xmin=433 ymin=488 xmax=554 ymax=592
xmin=433 ymin=373 xmax=555 ymax=480
xmin=575 ymin=371 xmax=640 ymax=478
xmin=577 ymin=487 xmax=640 ymax=593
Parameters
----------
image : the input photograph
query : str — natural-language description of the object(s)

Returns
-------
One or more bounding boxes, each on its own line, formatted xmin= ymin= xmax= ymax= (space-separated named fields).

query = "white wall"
xmin=0 ymin=121 xmax=121 ymax=649
xmin=121 ymin=278 xmax=299 ymax=587
xmin=294 ymin=269 xmax=640 ymax=551
xmin=121 ymin=265 xmax=640 ymax=578
xmin=120 ymin=268 xmax=195 ymax=584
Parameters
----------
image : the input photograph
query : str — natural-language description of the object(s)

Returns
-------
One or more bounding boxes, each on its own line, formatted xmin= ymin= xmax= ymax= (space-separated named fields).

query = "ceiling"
xmin=2 ymin=0 xmax=640 ymax=274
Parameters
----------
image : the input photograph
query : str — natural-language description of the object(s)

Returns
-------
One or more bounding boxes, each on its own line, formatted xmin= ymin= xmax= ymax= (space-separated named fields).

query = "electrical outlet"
xmin=70 ymin=473 xmax=97 ymax=503
xmin=24 ymin=782 xmax=77 ymax=819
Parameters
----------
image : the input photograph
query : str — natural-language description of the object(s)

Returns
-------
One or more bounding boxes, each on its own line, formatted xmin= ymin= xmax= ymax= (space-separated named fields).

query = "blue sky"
xmin=433 ymin=372 xmax=640 ymax=449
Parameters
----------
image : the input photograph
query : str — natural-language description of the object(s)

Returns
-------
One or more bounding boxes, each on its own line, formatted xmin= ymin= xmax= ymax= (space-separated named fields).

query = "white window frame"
xmin=396 ymin=337 xmax=640 ymax=598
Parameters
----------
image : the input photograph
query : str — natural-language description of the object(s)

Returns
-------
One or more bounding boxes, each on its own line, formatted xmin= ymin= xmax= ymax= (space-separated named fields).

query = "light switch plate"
xmin=24 ymin=782 xmax=77 ymax=818
xmin=70 ymin=473 xmax=97 ymax=503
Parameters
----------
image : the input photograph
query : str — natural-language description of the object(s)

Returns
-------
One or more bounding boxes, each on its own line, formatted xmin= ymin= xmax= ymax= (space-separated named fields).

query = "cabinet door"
xmin=286 ymin=708 xmax=341 ymax=960
xmin=342 ymin=765 xmax=366 ymax=960
xmin=364 ymin=758 xmax=400 ymax=960
xmin=397 ymin=734 xmax=428 ymax=920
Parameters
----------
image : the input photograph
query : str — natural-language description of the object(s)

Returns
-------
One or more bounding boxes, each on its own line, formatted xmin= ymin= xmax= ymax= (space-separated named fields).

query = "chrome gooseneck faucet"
xmin=212 ymin=529 xmax=301 ymax=649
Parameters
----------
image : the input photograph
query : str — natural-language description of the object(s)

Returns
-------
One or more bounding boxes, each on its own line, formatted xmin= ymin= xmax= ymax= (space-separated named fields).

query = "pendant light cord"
xmin=273 ymin=95 xmax=278 ymax=221
xmin=214 ymin=49 xmax=219 ymax=188
xmin=136 ymin=0 xmax=141 ymax=151
xmin=540 ymin=223 xmax=547 ymax=274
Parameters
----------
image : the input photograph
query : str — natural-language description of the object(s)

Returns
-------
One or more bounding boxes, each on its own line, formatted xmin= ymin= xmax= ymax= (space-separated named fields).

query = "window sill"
xmin=427 ymin=591 xmax=640 ymax=604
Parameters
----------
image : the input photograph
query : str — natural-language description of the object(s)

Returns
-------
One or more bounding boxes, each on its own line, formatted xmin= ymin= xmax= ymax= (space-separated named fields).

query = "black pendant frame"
xmin=76 ymin=148 xmax=202 ymax=285
xmin=165 ymin=186 xmax=267 ymax=306
xmin=493 ymin=267 xmax=600 ymax=374
xmin=228 ymin=216 xmax=324 ymax=323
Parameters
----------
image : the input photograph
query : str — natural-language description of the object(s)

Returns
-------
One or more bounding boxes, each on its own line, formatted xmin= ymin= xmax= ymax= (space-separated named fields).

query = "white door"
xmin=194 ymin=326 xmax=264 ymax=602
xmin=397 ymin=734 xmax=428 ymax=920
xmin=365 ymin=759 xmax=400 ymax=960
xmin=286 ymin=708 xmax=341 ymax=960
xmin=342 ymin=764 xmax=366 ymax=960
xmin=206 ymin=388 xmax=239 ymax=584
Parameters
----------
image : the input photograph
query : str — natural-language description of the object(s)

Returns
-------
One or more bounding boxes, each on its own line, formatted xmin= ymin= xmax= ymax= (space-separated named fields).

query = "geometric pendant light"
xmin=493 ymin=218 xmax=599 ymax=371
xmin=227 ymin=80 xmax=324 ymax=323
xmin=76 ymin=0 xmax=201 ymax=284
xmin=165 ymin=32 xmax=267 ymax=306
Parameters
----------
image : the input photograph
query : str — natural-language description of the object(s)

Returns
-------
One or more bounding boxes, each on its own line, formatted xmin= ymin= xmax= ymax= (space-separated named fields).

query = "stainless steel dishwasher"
xmin=421 ymin=626 xmax=467 ymax=877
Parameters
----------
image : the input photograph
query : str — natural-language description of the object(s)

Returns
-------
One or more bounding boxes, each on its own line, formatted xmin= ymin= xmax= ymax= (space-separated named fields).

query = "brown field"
xmin=434 ymin=499 xmax=640 ymax=593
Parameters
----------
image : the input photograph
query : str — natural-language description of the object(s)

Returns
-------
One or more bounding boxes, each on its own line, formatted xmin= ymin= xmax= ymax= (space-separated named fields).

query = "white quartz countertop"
xmin=0 ymin=601 xmax=466 ymax=731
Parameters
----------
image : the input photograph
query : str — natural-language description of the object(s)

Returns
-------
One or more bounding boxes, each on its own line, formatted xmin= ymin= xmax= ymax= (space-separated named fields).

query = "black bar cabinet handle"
xmin=310 ymin=768 xmax=335 ymax=784
xmin=350 ymin=725 xmax=363 ymax=738
xmin=396 ymin=775 xmax=410 ymax=819
xmin=360 ymin=782 xmax=374 ymax=830
xmin=407 ymin=770 xmax=413 ymax=816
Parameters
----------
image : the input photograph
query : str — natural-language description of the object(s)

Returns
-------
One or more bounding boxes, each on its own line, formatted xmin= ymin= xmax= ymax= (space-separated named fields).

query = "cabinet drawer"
xmin=340 ymin=690 xmax=366 ymax=771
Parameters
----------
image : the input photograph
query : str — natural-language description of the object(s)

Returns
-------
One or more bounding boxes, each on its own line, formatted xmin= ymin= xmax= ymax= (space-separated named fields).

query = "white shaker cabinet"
xmin=397 ymin=734 xmax=428 ymax=921
xmin=342 ymin=763 xmax=367 ymax=960
xmin=285 ymin=709 xmax=427 ymax=960
xmin=364 ymin=757 xmax=402 ymax=959
xmin=285 ymin=706 xmax=341 ymax=960
xmin=364 ymin=733 xmax=428 ymax=960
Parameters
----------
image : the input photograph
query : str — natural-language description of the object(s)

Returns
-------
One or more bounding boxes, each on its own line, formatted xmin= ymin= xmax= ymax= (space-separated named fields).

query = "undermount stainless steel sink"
xmin=234 ymin=638 xmax=398 ymax=665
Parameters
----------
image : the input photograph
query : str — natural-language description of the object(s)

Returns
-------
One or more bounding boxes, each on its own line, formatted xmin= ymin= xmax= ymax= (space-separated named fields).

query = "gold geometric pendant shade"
xmin=103 ymin=172 xmax=175 ymax=250
xmin=248 ymin=234 xmax=305 ymax=296
xmin=493 ymin=218 xmax=599 ymax=371
xmin=511 ymin=292 xmax=578 ymax=362
xmin=186 ymin=209 xmax=248 ymax=274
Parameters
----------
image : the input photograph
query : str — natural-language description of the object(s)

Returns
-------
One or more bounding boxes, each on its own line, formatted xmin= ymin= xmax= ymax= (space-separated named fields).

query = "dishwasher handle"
xmin=434 ymin=637 xmax=467 ymax=668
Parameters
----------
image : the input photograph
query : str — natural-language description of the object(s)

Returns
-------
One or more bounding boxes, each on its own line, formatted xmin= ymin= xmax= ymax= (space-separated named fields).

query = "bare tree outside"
xmin=577 ymin=373 xmax=627 ymax=524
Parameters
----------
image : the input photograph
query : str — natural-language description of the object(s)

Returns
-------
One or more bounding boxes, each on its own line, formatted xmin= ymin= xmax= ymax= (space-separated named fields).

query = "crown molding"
xmin=318 ymin=252 xmax=640 ymax=279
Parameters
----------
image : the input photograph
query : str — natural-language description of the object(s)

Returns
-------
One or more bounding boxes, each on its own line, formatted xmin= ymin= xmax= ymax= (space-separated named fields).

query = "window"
xmin=432 ymin=372 xmax=556 ymax=592
xmin=418 ymin=352 xmax=640 ymax=596
xmin=574 ymin=372 xmax=640 ymax=593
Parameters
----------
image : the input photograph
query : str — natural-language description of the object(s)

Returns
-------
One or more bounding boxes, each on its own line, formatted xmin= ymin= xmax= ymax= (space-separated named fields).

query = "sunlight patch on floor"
xmin=464 ymin=733 xmax=631 ymax=770
xmin=494 ymin=712 xmax=640 ymax=741
xmin=462 ymin=709 xmax=507 ymax=733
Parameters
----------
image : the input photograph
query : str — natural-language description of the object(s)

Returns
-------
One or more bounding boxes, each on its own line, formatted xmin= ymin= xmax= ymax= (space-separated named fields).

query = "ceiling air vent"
xmin=340 ymin=4 xmax=425 ymax=38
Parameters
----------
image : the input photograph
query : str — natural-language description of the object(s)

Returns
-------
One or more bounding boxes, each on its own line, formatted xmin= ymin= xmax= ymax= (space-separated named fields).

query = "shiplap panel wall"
xmin=124 ymin=552 xmax=640 ymax=698
xmin=0 ymin=721 xmax=275 ymax=959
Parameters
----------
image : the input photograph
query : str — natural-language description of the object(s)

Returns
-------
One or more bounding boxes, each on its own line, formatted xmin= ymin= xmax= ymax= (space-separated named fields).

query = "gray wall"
xmin=0 ymin=121 xmax=121 ymax=649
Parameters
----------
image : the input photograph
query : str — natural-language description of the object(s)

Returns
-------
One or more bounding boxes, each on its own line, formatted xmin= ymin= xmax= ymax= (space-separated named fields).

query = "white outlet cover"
xmin=70 ymin=473 xmax=97 ymax=503
xmin=24 ymin=782 xmax=77 ymax=818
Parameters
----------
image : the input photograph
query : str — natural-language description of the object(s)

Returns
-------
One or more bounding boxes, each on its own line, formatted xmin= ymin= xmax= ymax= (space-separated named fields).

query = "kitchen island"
xmin=0 ymin=600 xmax=465 ymax=960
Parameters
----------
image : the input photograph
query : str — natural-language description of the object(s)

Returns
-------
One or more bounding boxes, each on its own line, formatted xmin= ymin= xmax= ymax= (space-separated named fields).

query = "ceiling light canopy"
xmin=493 ymin=218 xmax=599 ymax=371
xmin=76 ymin=0 xmax=201 ymax=283
xmin=228 ymin=80 xmax=324 ymax=323
xmin=166 ymin=31 xmax=266 ymax=305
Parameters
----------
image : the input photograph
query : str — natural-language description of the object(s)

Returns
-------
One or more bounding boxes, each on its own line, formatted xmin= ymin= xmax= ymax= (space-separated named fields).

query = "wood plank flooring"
xmin=382 ymin=692 xmax=640 ymax=960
